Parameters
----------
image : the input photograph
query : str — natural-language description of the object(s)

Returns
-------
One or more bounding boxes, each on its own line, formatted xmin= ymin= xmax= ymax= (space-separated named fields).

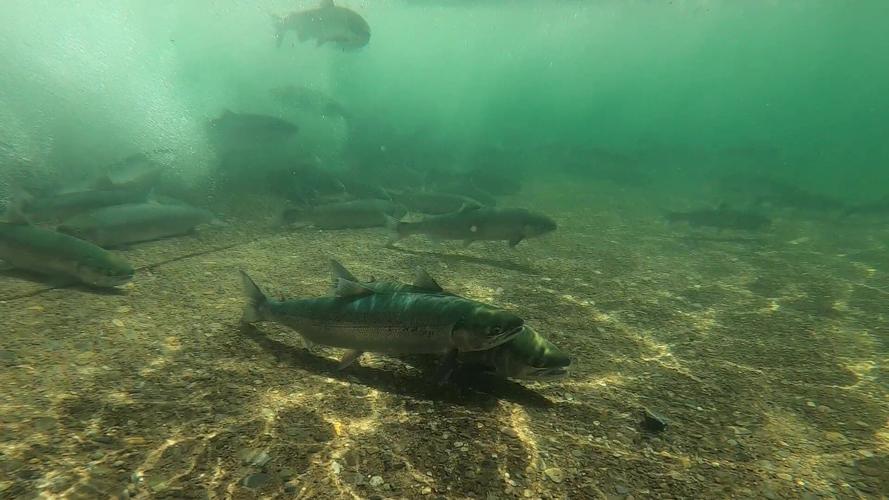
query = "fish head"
xmin=522 ymin=212 xmax=558 ymax=238
xmin=452 ymin=307 xmax=524 ymax=351
xmin=494 ymin=326 xmax=571 ymax=379
xmin=76 ymin=254 xmax=134 ymax=287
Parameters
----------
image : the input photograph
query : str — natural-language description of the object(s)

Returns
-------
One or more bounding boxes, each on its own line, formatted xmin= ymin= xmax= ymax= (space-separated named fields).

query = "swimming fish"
xmin=388 ymin=205 xmax=557 ymax=247
xmin=58 ymin=201 xmax=220 ymax=247
xmin=281 ymin=199 xmax=406 ymax=229
xmin=239 ymin=269 xmax=524 ymax=381
xmin=328 ymin=259 xmax=571 ymax=379
xmin=0 ymin=222 xmax=133 ymax=288
xmin=273 ymin=0 xmax=370 ymax=51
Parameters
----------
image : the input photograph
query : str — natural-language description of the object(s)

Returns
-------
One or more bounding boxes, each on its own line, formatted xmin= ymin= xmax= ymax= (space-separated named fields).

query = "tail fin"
xmin=384 ymin=215 xmax=406 ymax=246
xmin=239 ymin=271 xmax=268 ymax=323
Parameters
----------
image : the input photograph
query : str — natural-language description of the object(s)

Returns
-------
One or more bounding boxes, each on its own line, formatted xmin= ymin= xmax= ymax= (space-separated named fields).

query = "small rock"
xmin=776 ymin=473 xmax=793 ymax=481
xmin=615 ymin=484 xmax=629 ymax=494
xmin=369 ymin=475 xmax=384 ymax=488
xmin=240 ymin=449 xmax=270 ymax=467
xmin=824 ymin=431 xmax=846 ymax=443
xmin=331 ymin=461 xmax=342 ymax=474
xmin=500 ymin=427 xmax=519 ymax=438
xmin=421 ymin=486 xmax=433 ymax=494
xmin=242 ymin=473 xmax=271 ymax=489
xmin=544 ymin=467 xmax=565 ymax=483
xmin=639 ymin=408 xmax=668 ymax=433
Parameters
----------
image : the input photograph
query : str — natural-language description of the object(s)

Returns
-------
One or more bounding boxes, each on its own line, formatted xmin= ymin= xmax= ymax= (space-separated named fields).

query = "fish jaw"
xmin=74 ymin=257 xmax=135 ymax=288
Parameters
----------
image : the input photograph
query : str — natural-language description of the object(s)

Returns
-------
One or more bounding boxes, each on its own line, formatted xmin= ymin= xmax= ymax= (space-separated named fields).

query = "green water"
xmin=1 ymin=1 xmax=887 ymax=198
xmin=2 ymin=2 xmax=889 ymax=499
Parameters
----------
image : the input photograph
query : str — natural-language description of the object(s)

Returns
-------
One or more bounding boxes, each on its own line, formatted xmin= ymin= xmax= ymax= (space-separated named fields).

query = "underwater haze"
xmin=1 ymin=1 xmax=887 ymax=194
xmin=2 ymin=1 xmax=889 ymax=499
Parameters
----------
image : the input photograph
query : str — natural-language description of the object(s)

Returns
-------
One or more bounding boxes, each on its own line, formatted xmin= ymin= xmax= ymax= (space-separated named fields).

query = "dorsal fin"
xmin=320 ymin=0 xmax=335 ymax=8
xmin=413 ymin=268 xmax=443 ymax=292
xmin=329 ymin=259 xmax=359 ymax=292
xmin=334 ymin=278 xmax=374 ymax=298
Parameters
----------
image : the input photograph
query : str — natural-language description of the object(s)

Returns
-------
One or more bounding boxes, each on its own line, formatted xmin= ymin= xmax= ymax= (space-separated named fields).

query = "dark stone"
xmin=639 ymin=408 xmax=668 ymax=433
xmin=242 ymin=473 xmax=271 ymax=489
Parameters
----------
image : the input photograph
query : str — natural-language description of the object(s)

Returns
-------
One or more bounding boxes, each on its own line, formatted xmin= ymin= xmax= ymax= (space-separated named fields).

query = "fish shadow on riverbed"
xmin=0 ymin=269 xmax=127 ymax=299
xmin=384 ymin=246 xmax=538 ymax=274
xmin=240 ymin=323 xmax=554 ymax=408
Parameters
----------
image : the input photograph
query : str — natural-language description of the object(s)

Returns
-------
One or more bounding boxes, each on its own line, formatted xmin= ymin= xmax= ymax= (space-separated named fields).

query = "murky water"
xmin=1 ymin=1 xmax=888 ymax=498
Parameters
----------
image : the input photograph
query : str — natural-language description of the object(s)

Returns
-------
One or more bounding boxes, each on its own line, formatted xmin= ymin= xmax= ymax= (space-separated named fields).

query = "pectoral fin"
xmin=508 ymin=236 xmax=523 ymax=247
xmin=435 ymin=348 xmax=459 ymax=386
xmin=338 ymin=349 xmax=363 ymax=370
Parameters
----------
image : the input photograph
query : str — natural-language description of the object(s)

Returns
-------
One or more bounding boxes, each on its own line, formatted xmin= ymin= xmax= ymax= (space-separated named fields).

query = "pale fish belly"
xmin=285 ymin=318 xmax=453 ymax=354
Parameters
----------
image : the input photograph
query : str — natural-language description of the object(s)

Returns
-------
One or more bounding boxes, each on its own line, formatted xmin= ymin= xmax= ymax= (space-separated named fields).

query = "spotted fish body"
xmin=327 ymin=260 xmax=571 ymax=379
xmin=240 ymin=271 xmax=523 ymax=357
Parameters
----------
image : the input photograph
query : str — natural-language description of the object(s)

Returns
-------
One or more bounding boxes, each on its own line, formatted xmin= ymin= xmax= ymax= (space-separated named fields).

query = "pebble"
xmin=242 ymin=473 xmax=271 ymax=489
xmin=240 ymin=449 xmax=270 ymax=467
xmin=500 ymin=427 xmax=519 ymax=438
xmin=421 ymin=486 xmax=433 ymax=494
xmin=824 ymin=431 xmax=846 ymax=443
xmin=776 ymin=473 xmax=793 ymax=481
xmin=369 ymin=475 xmax=384 ymax=488
xmin=544 ymin=467 xmax=565 ymax=483
xmin=331 ymin=461 xmax=342 ymax=474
